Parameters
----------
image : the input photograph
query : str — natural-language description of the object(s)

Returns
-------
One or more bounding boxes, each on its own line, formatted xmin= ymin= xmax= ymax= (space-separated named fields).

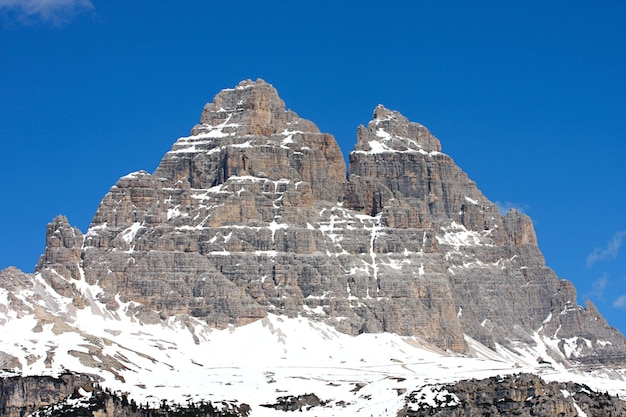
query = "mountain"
xmin=1 ymin=79 xmax=625 ymax=416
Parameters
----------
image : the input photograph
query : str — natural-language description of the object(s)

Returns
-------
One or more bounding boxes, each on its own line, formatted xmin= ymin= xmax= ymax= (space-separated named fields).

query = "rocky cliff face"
xmin=0 ymin=372 xmax=93 ymax=417
xmin=1 ymin=372 xmax=250 ymax=417
xmin=4 ymin=79 xmax=625 ymax=368
xmin=402 ymin=373 xmax=626 ymax=417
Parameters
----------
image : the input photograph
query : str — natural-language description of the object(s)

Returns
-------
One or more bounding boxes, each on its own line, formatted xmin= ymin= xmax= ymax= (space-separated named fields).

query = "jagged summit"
xmin=153 ymin=78 xmax=346 ymax=201
xmin=353 ymin=104 xmax=442 ymax=154
xmin=1 ymin=79 xmax=625 ymax=378
xmin=193 ymin=78 xmax=319 ymax=137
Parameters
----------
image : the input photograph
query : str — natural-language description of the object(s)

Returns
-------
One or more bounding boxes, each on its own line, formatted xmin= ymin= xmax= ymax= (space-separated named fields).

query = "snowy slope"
xmin=1 ymin=272 xmax=625 ymax=416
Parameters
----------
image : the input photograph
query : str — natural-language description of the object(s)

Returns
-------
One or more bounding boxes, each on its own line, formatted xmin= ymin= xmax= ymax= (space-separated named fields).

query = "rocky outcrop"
xmin=35 ymin=215 xmax=84 ymax=282
xmin=7 ymin=78 xmax=626 ymax=365
xmin=1 ymin=373 xmax=250 ymax=417
xmin=402 ymin=373 xmax=626 ymax=417
xmin=261 ymin=393 xmax=325 ymax=412
xmin=0 ymin=372 xmax=93 ymax=417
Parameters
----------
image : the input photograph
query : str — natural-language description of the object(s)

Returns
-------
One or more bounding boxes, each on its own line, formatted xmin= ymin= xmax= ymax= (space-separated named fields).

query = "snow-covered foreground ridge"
xmin=1 ymin=272 xmax=625 ymax=416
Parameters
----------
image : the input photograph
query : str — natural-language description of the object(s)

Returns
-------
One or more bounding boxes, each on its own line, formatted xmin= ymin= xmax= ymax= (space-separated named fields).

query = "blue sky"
xmin=1 ymin=1 xmax=625 ymax=335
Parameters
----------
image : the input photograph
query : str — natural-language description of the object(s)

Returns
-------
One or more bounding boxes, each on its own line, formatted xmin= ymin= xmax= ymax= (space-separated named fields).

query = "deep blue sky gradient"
xmin=1 ymin=1 xmax=625 ymax=334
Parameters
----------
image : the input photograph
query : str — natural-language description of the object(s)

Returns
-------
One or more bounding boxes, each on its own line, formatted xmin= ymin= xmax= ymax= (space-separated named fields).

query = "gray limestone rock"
xmin=4 ymin=78 xmax=626 ymax=366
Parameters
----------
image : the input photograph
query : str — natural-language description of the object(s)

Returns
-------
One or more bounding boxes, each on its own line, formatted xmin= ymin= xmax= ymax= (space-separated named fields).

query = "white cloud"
xmin=587 ymin=230 xmax=626 ymax=267
xmin=494 ymin=200 xmax=528 ymax=215
xmin=613 ymin=295 xmax=626 ymax=309
xmin=0 ymin=0 xmax=94 ymax=27
xmin=585 ymin=274 xmax=609 ymax=302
